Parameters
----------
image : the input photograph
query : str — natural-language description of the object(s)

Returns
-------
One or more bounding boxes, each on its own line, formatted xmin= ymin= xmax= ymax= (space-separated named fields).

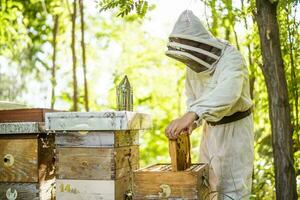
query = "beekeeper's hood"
xmin=166 ymin=10 xmax=227 ymax=74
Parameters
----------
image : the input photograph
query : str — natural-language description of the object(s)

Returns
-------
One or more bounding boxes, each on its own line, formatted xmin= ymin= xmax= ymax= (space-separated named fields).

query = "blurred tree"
xmin=71 ymin=0 xmax=78 ymax=111
xmin=79 ymin=0 xmax=89 ymax=111
xmin=0 ymin=0 xmax=67 ymax=103
xmin=51 ymin=15 xmax=59 ymax=109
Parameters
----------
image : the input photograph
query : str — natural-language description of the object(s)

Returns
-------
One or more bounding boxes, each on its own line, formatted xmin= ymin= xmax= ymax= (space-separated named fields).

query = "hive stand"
xmin=45 ymin=111 xmax=151 ymax=200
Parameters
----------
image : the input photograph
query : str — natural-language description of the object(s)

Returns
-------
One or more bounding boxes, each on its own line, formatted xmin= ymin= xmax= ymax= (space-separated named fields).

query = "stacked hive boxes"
xmin=0 ymin=109 xmax=56 ymax=200
xmin=45 ymin=111 xmax=151 ymax=200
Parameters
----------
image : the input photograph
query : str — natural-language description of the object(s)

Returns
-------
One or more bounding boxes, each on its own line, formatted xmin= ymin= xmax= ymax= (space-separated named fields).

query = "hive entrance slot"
xmin=3 ymin=154 xmax=14 ymax=167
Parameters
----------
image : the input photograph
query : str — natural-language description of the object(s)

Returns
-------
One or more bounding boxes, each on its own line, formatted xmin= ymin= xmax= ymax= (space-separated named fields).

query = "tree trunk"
xmin=71 ymin=0 xmax=78 ymax=111
xmin=79 ymin=0 xmax=89 ymax=111
xmin=51 ymin=15 xmax=59 ymax=109
xmin=254 ymin=0 xmax=297 ymax=199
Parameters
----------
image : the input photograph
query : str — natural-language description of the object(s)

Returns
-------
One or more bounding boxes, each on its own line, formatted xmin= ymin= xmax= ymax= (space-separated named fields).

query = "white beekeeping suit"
xmin=166 ymin=10 xmax=254 ymax=200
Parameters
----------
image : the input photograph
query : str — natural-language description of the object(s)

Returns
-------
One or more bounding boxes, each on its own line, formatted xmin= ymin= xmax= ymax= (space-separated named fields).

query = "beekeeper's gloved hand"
xmin=165 ymin=112 xmax=198 ymax=139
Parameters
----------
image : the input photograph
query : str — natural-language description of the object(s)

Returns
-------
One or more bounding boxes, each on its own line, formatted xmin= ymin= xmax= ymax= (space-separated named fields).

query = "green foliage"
xmin=0 ymin=0 xmax=67 ymax=101
xmin=97 ymin=0 xmax=150 ymax=18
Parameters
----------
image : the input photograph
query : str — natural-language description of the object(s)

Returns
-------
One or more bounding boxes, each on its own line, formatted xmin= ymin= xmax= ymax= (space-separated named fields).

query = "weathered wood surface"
xmin=115 ymin=164 xmax=138 ymax=180
xmin=0 ymin=108 xmax=56 ymax=123
xmin=56 ymin=179 xmax=115 ymax=200
xmin=56 ymin=176 xmax=132 ymax=200
xmin=56 ymin=147 xmax=112 ymax=180
xmin=115 ymin=175 xmax=132 ymax=200
xmin=115 ymin=131 xmax=139 ymax=147
xmin=0 ymin=183 xmax=39 ymax=200
xmin=0 ymin=178 xmax=55 ymax=200
xmin=169 ymin=134 xmax=191 ymax=171
xmin=55 ymin=130 xmax=139 ymax=147
xmin=38 ymin=134 xmax=56 ymax=182
xmin=0 ymin=138 xmax=38 ymax=182
xmin=45 ymin=111 xmax=151 ymax=131
xmin=114 ymin=145 xmax=139 ymax=171
xmin=56 ymin=146 xmax=139 ymax=180
xmin=0 ymin=122 xmax=44 ymax=134
xmin=133 ymin=164 xmax=208 ymax=200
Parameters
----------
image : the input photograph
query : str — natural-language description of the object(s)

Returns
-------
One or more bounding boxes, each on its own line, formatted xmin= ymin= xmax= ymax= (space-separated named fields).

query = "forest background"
xmin=0 ymin=0 xmax=299 ymax=199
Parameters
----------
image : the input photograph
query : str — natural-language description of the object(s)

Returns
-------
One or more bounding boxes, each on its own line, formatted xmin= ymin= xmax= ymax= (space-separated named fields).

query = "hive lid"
xmin=0 ymin=122 xmax=44 ymax=134
xmin=45 ymin=111 xmax=151 ymax=131
xmin=0 ymin=108 xmax=58 ymax=123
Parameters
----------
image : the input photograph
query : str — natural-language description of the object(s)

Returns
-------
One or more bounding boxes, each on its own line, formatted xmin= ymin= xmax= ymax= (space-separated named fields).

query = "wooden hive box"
xmin=45 ymin=111 xmax=151 ymax=200
xmin=133 ymin=134 xmax=209 ymax=200
xmin=0 ymin=122 xmax=55 ymax=200
xmin=133 ymin=164 xmax=208 ymax=200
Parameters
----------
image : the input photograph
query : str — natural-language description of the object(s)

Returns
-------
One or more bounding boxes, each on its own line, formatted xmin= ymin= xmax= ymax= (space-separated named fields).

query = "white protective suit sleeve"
xmin=187 ymin=51 xmax=245 ymax=122
xmin=185 ymin=72 xmax=202 ymax=127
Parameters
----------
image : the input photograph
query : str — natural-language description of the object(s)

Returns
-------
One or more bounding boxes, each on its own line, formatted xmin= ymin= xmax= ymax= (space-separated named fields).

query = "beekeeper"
xmin=165 ymin=10 xmax=254 ymax=200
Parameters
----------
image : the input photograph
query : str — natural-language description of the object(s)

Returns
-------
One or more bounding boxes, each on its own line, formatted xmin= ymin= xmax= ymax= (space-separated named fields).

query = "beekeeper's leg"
xmin=199 ymin=122 xmax=218 ymax=199
xmin=200 ymin=115 xmax=254 ymax=200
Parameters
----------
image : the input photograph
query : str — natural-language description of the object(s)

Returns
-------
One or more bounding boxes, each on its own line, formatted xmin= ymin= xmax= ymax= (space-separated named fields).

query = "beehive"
xmin=133 ymin=134 xmax=209 ymax=200
xmin=0 ymin=121 xmax=55 ymax=200
xmin=133 ymin=164 xmax=208 ymax=199
xmin=45 ymin=111 xmax=151 ymax=200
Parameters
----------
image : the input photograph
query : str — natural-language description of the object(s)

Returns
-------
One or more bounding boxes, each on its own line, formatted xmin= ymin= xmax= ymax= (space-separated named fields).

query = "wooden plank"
xmin=56 ymin=179 xmax=114 ymax=200
xmin=114 ymin=146 xmax=139 ymax=171
xmin=0 ymin=138 xmax=38 ymax=182
xmin=38 ymin=134 xmax=56 ymax=183
xmin=55 ymin=131 xmax=115 ymax=147
xmin=115 ymin=175 xmax=132 ymax=200
xmin=53 ymin=175 xmax=133 ymax=200
xmin=133 ymin=164 xmax=208 ymax=200
xmin=45 ymin=111 xmax=151 ymax=131
xmin=56 ymin=147 xmax=114 ymax=180
xmin=115 ymin=130 xmax=139 ymax=147
xmin=115 ymin=164 xmax=138 ymax=180
xmin=134 ymin=172 xmax=198 ymax=199
xmin=0 ymin=183 xmax=39 ymax=200
xmin=0 ymin=108 xmax=57 ymax=123
xmin=169 ymin=134 xmax=191 ymax=171
xmin=55 ymin=130 xmax=139 ymax=147
xmin=0 ymin=122 xmax=43 ymax=134
xmin=56 ymin=146 xmax=139 ymax=180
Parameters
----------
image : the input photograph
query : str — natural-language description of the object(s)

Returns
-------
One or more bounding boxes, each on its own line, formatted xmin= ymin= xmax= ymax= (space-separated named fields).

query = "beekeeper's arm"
xmin=165 ymin=76 xmax=198 ymax=139
xmin=185 ymin=70 xmax=196 ymax=110
xmin=187 ymin=53 xmax=245 ymax=122
xmin=185 ymin=72 xmax=202 ymax=128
